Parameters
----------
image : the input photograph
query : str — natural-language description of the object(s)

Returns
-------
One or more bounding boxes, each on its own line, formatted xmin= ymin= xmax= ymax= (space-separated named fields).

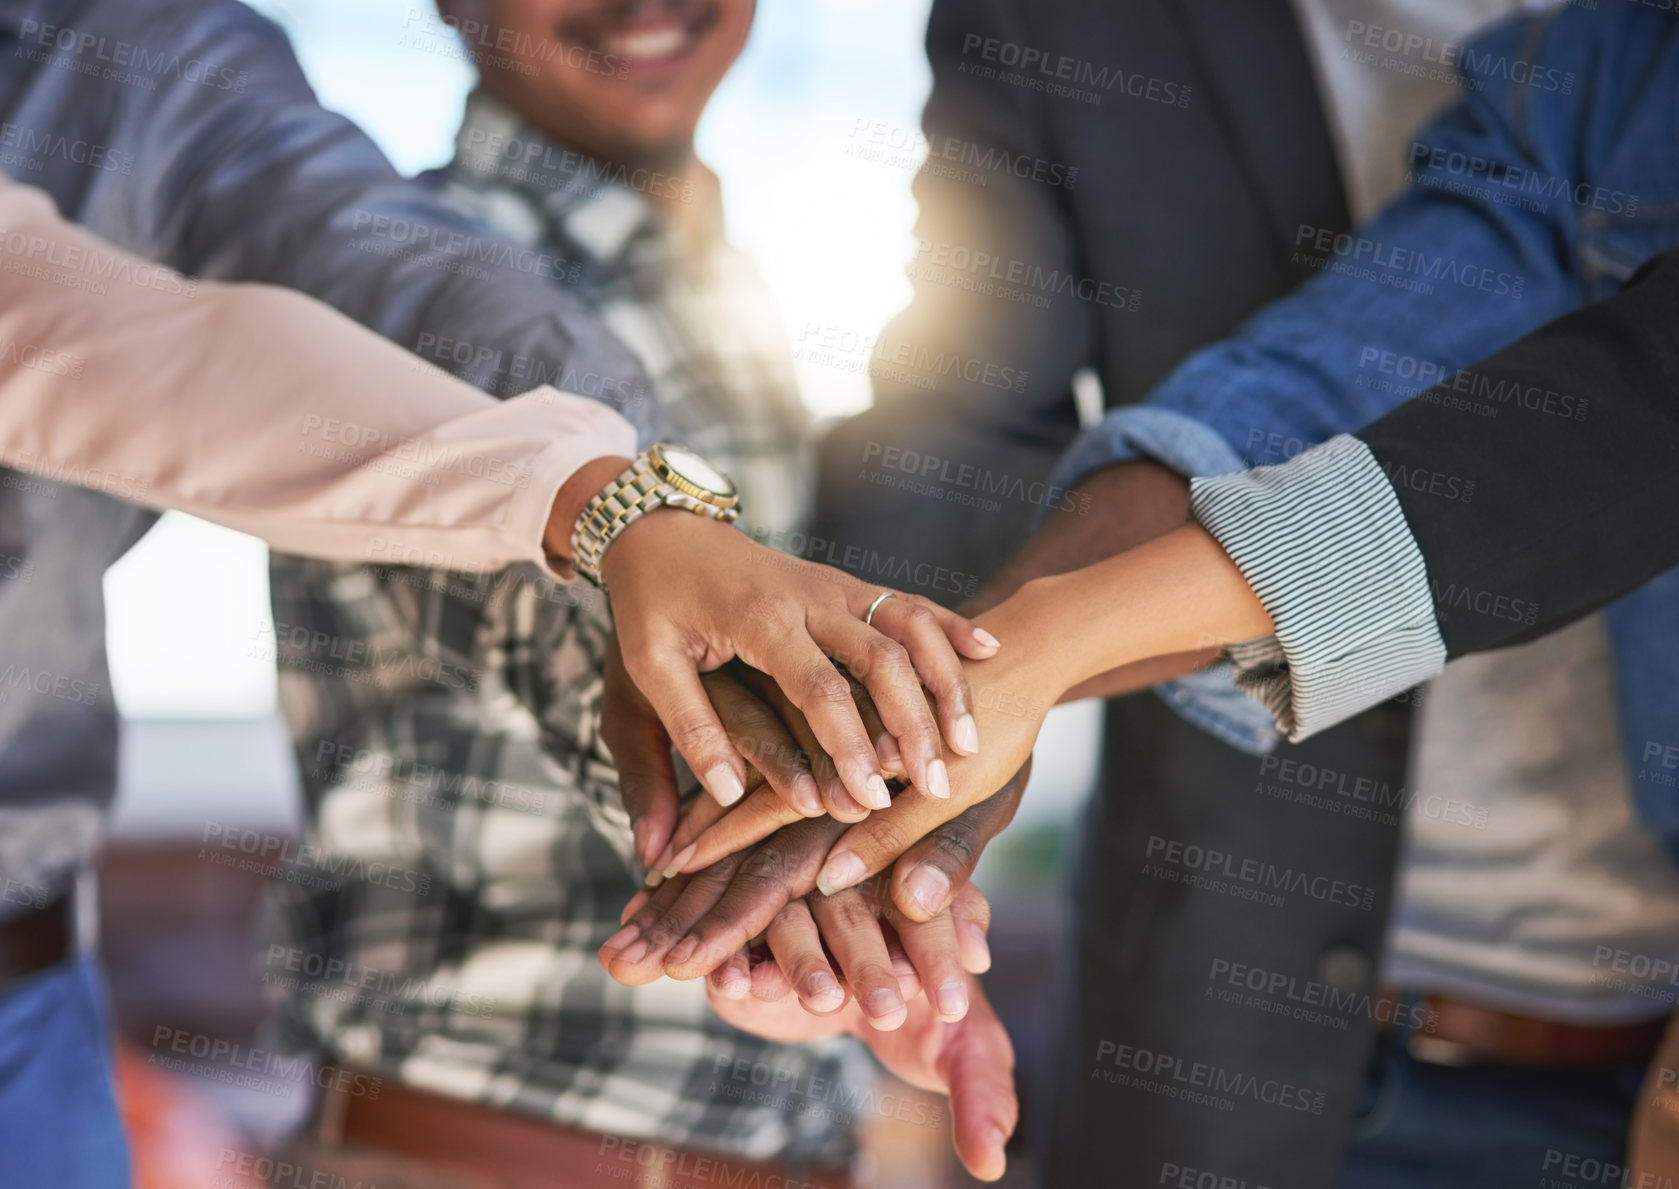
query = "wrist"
xmin=985 ymin=524 xmax=1271 ymax=699
xmin=546 ymin=455 xmax=633 ymax=566
xmin=561 ymin=444 xmax=744 ymax=588
xmin=969 ymin=460 xmax=1188 ymax=614
xmin=597 ymin=503 xmax=711 ymax=590
xmin=972 ymin=582 xmax=1074 ymax=711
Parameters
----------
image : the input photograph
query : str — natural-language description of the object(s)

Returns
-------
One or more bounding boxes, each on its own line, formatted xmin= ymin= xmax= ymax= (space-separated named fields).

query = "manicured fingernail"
xmin=804 ymin=971 xmax=844 ymax=1009
xmin=793 ymin=775 xmax=825 ymax=816
xmin=973 ymin=628 xmax=1000 ymax=652
xmin=903 ymin=865 xmax=951 ymax=916
xmin=926 ymin=758 xmax=951 ymax=800
xmin=817 ymin=852 xmax=867 ymax=896
xmin=863 ymin=987 xmax=904 ymax=1021
xmin=935 ymin=980 xmax=969 ymax=1018
xmin=643 ymin=869 xmax=665 ymax=888
xmin=988 ymin=1126 xmax=1010 ymax=1158
xmin=603 ymin=924 xmax=639 ymax=953
xmin=957 ymin=918 xmax=992 ymax=972
xmin=705 ymin=764 xmax=745 ymax=806
xmin=666 ymin=937 xmax=698 ymax=968
xmin=951 ymin=714 xmax=980 ymax=757
xmin=663 ymin=842 xmax=697 ymax=878
xmin=650 ymin=840 xmax=675 ymax=874
xmin=864 ymin=774 xmax=893 ymax=810
xmin=616 ymin=938 xmax=649 ymax=965
xmin=875 ymin=732 xmax=902 ymax=771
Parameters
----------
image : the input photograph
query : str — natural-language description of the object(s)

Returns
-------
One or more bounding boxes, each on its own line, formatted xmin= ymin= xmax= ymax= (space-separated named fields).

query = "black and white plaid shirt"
xmin=261 ymin=92 xmax=866 ymax=1166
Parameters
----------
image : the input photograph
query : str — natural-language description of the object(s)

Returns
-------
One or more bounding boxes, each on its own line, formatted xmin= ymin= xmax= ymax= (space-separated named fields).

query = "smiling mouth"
xmin=560 ymin=1 xmax=722 ymax=71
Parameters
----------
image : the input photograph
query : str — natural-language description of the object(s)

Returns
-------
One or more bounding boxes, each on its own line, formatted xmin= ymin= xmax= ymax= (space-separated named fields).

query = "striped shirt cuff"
xmin=1189 ymin=435 xmax=1446 ymax=741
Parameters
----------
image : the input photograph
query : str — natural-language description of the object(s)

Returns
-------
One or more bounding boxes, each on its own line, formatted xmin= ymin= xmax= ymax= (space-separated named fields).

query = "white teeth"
xmin=608 ymin=25 xmax=689 ymax=62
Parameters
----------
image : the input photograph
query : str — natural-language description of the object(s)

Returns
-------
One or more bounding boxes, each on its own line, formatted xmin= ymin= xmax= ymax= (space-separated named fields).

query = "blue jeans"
xmin=0 ymin=956 xmax=131 ymax=1187
xmin=1336 ymin=1015 xmax=1644 ymax=1189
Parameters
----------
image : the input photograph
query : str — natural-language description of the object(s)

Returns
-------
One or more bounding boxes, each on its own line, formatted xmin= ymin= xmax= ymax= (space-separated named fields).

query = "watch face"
xmin=657 ymin=445 xmax=736 ymax=497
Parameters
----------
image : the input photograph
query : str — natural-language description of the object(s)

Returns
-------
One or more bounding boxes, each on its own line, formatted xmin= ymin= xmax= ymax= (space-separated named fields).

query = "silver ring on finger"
xmin=863 ymin=590 xmax=897 ymax=628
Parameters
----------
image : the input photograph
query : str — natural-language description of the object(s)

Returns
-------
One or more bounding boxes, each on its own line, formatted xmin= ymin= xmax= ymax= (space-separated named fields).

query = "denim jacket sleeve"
xmin=1061 ymin=11 xmax=1633 ymax=488
xmin=48 ymin=0 xmax=665 ymax=443
xmin=1041 ymin=7 xmax=1666 ymax=751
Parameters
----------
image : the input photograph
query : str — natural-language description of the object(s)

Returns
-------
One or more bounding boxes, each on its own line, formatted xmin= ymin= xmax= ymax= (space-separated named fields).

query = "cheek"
xmin=716 ymin=1 xmax=756 ymax=49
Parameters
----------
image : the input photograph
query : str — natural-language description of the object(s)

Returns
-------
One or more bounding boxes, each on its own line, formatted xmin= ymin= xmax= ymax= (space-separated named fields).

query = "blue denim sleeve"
xmin=67 ymin=0 xmax=664 ymax=442
xmin=1071 ymin=10 xmax=1630 ymax=483
xmin=1046 ymin=406 xmax=1245 ymax=495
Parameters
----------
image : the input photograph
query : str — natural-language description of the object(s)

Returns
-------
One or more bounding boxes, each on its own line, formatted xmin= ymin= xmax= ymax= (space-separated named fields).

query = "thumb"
xmin=940 ymin=982 xmax=1017 ymax=1182
xmin=602 ymin=641 xmax=682 ymax=869
xmin=626 ymin=640 xmax=750 ymax=813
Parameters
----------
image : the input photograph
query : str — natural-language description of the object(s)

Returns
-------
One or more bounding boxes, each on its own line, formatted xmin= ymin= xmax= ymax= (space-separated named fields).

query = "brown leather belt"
xmin=312 ymin=1064 xmax=856 ymax=1189
xmin=1378 ymin=988 xmax=1670 ymax=1067
xmin=0 ymin=892 xmax=75 ymax=987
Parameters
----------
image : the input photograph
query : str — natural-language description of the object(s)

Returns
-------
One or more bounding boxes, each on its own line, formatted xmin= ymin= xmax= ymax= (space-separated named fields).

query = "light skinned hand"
xmin=622 ymin=657 xmax=959 ymax=881
xmin=603 ymin=652 xmax=892 ymax=873
xmin=814 ymin=523 xmax=1277 ymax=897
xmin=813 ymin=646 xmax=1052 ymax=900
xmin=587 ymin=499 xmax=998 ymax=819
xmin=705 ymin=971 xmax=1017 ymax=1182
xmin=604 ymin=510 xmax=996 ymax=811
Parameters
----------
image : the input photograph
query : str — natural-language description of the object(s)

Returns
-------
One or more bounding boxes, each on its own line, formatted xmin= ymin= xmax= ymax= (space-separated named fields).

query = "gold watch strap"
xmin=570 ymin=450 xmax=739 ymax=589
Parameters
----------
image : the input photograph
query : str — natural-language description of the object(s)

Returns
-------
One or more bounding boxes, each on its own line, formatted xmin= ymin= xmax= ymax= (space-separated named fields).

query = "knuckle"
xmin=741 ymin=592 xmax=797 ymax=629
xmin=861 ymin=817 xmax=912 ymax=860
xmin=828 ymin=893 xmax=879 ymax=932
xmin=929 ymin=669 xmax=969 ymax=701
xmin=928 ymin=825 xmax=979 ymax=871
xmin=642 ymin=911 xmax=691 ymax=952
xmin=861 ymin=638 xmax=911 ymax=677
xmin=666 ymin=707 xmax=721 ymax=751
xmin=896 ymin=598 xmax=938 ymax=628
xmin=802 ymin=663 xmax=852 ymax=707
xmin=695 ymin=855 xmax=745 ymax=893
xmin=737 ymin=847 xmax=789 ymax=888
xmin=618 ymin=638 xmax=666 ymax=680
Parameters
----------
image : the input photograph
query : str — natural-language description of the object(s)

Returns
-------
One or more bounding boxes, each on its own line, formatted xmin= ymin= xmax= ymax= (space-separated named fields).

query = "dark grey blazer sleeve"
xmin=1361 ymin=248 xmax=1679 ymax=657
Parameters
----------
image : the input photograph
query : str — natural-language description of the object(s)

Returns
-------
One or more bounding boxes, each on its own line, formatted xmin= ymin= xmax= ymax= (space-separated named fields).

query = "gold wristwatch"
xmin=570 ymin=443 xmax=740 ymax=589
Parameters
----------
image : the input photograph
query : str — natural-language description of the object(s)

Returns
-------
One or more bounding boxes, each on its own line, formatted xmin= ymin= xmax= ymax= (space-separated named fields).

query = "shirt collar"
xmin=449 ymin=90 xmax=724 ymax=265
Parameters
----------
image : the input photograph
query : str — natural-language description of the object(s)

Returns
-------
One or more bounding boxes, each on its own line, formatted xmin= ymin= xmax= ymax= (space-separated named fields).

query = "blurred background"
xmin=100 ymin=2 xmax=1099 ymax=1184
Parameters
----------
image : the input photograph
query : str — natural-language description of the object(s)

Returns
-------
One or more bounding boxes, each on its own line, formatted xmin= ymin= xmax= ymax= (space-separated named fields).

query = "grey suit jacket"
xmin=811 ymin=2 xmax=1412 ymax=1186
